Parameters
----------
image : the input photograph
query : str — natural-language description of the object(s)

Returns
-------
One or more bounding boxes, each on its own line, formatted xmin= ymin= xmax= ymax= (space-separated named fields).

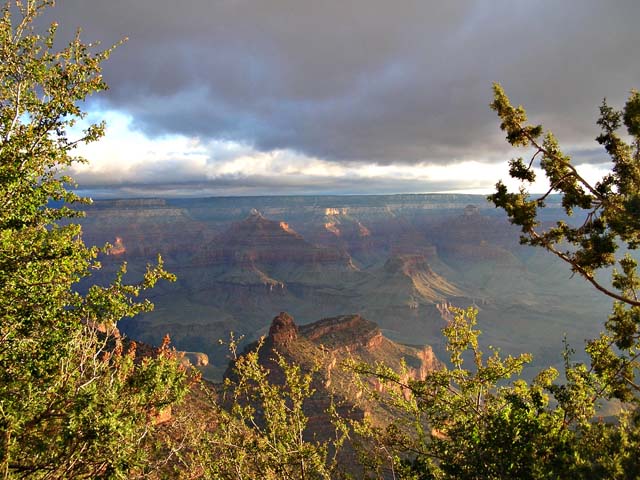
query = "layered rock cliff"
xmin=200 ymin=210 xmax=355 ymax=267
xmin=226 ymin=312 xmax=441 ymax=430
xmin=195 ymin=210 xmax=359 ymax=292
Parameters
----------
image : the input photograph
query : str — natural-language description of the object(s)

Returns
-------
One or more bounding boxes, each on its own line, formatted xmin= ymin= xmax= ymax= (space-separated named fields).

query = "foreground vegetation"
xmin=350 ymin=84 xmax=640 ymax=479
xmin=1 ymin=1 xmax=639 ymax=478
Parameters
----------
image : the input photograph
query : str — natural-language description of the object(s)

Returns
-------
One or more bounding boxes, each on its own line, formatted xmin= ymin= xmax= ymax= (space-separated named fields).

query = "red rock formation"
xmin=222 ymin=310 xmax=441 ymax=464
xmin=107 ymin=236 xmax=126 ymax=256
xmin=180 ymin=351 xmax=210 ymax=367
xmin=301 ymin=314 xmax=379 ymax=350
xmin=201 ymin=210 xmax=354 ymax=265
xmin=298 ymin=313 xmax=440 ymax=383
xmin=313 ymin=209 xmax=374 ymax=259
xmin=268 ymin=312 xmax=298 ymax=346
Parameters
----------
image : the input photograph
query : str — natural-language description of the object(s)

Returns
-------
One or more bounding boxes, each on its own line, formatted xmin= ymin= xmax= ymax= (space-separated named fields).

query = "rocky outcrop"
xmin=268 ymin=312 xmax=298 ymax=346
xmin=300 ymin=314 xmax=380 ymax=351
xmin=180 ymin=351 xmax=210 ymax=367
xmin=106 ymin=236 xmax=126 ymax=256
xmin=223 ymin=311 xmax=441 ymax=453
xmin=393 ymin=254 xmax=463 ymax=301
xmin=225 ymin=313 xmax=423 ymax=445
xmin=415 ymin=346 xmax=439 ymax=380
xmin=199 ymin=210 xmax=355 ymax=267
xmin=309 ymin=209 xmax=375 ymax=261
xmin=355 ymin=254 xmax=463 ymax=310
xmin=230 ymin=311 xmax=440 ymax=400
xmin=323 ymin=213 xmax=371 ymax=238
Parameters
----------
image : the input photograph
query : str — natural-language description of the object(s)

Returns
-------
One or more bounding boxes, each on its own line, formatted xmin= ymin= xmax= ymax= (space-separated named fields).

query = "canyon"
xmin=77 ymin=194 xmax=611 ymax=380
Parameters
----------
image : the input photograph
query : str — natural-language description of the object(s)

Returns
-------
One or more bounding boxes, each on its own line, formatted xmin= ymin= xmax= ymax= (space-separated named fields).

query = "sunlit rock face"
xmin=107 ymin=236 xmax=126 ymax=256
xmin=230 ymin=311 xmax=441 ymax=384
xmin=180 ymin=351 xmax=209 ymax=367
xmin=225 ymin=311 xmax=441 ymax=440
xmin=264 ymin=311 xmax=441 ymax=387
xmin=199 ymin=210 xmax=355 ymax=268
xmin=313 ymin=207 xmax=374 ymax=262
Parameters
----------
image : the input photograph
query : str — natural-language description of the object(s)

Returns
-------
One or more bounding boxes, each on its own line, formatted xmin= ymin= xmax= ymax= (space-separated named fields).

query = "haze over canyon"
xmin=77 ymin=193 xmax=610 ymax=380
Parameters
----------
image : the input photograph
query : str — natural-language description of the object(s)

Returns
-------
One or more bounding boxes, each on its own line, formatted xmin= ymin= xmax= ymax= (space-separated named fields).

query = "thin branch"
xmin=0 ymin=81 xmax=23 ymax=153
xmin=523 ymin=131 xmax=607 ymax=203
xmin=528 ymin=228 xmax=640 ymax=307
xmin=535 ymin=172 xmax=577 ymax=203
xmin=529 ymin=148 xmax=543 ymax=169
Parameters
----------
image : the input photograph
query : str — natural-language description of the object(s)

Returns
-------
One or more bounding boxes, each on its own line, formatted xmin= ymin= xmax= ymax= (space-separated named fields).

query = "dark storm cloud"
xmin=49 ymin=0 xmax=640 ymax=165
xmin=568 ymin=147 xmax=613 ymax=166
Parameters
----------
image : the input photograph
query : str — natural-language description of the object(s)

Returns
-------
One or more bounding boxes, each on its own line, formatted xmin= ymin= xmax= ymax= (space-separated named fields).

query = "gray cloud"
xmin=74 ymin=174 xmax=468 ymax=199
xmin=568 ymin=147 xmax=613 ymax=166
xmin=48 ymin=1 xmax=640 ymax=169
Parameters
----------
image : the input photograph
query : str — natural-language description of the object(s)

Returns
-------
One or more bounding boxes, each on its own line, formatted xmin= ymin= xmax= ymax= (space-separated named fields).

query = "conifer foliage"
xmin=0 ymin=2 xmax=188 ymax=477
xmin=350 ymin=86 xmax=640 ymax=479
xmin=489 ymin=83 xmax=640 ymax=405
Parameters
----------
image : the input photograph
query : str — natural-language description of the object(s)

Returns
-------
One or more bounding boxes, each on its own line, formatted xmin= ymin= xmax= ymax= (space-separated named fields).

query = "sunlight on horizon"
xmin=69 ymin=108 xmax=612 ymax=197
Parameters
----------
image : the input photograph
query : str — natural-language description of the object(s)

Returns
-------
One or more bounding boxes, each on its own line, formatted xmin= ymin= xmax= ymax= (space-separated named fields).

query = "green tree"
xmin=174 ymin=336 xmax=350 ymax=480
xmin=352 ymin=307 xmax=572 ymax=479
xmin=489 ymin=83 xmax=640 ymax=404
xmin=352 ymin=86 xmax=640 ymax=479
xmin=0 ymin=1 xmax=189 ymax=477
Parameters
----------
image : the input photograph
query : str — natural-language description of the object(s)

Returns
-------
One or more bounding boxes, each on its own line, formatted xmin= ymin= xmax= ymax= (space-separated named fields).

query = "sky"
xmin=43 ymin=0 xmax=640 ymax=197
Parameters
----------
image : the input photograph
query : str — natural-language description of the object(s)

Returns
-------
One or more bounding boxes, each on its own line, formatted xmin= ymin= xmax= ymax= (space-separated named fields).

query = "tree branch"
xmin=528 ymin=228 xmax=640 ymax=307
